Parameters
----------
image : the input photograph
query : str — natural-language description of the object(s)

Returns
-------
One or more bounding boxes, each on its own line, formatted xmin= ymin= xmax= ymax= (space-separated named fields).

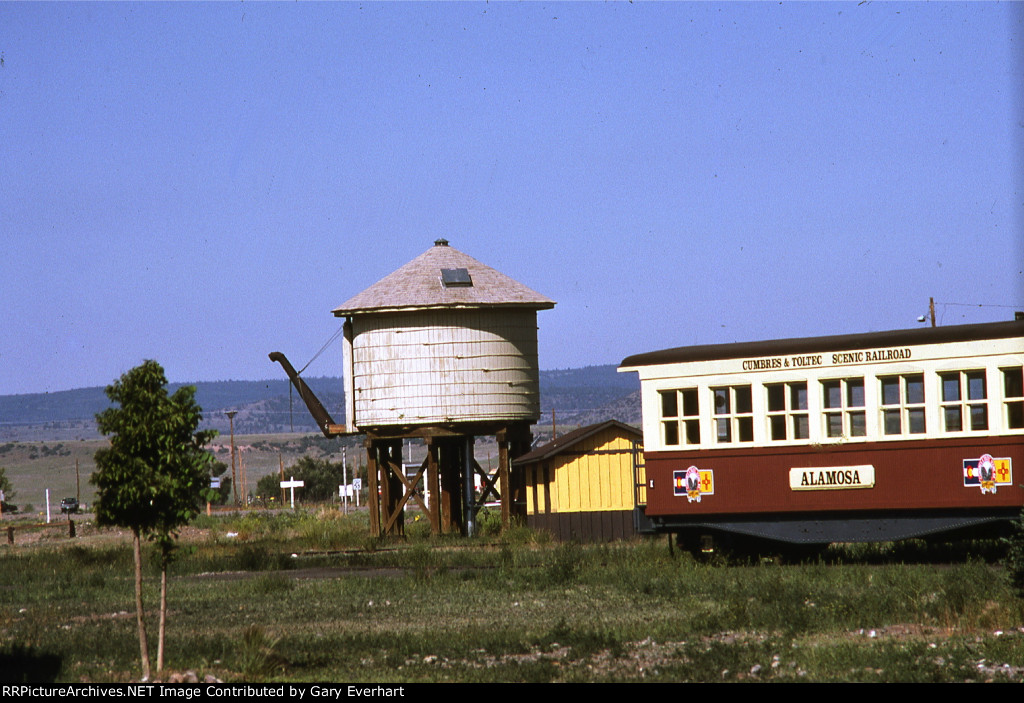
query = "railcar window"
xmin=880 ymin=374 xmax=926 ymax=435
xmin=660 ymin=390 xmax=678 ymax=418
xmin=822 ymin=378 xmax=866 ymax=438
xmin=712 ymin=385 xmax=753 ymax=443
xmin=940 ymin=370 xmax=988 ymax=432
xmin=660 ymin=391 xmax=679 ymax=445
xmin=767 ymin=382 xmax=809 ymax=440
xmin=660 ymin=389 xmax=700 ymax=446
xmin=681 ymin=389 xmax=700 ymax=443
xmin=1003 ymin=367 xmax=1024 ymax=429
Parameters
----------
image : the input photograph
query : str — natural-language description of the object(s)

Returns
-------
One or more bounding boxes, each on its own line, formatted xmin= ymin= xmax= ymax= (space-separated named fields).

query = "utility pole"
xmin=279 ymin=453 xmax=285 ymax=505
xmin=240 ymin=449 xmax=246 ymax=508
xmin=929 ymin=297 xmax=936 ymax=327
xmin=226 ymin=411 xmax=238 ymax=507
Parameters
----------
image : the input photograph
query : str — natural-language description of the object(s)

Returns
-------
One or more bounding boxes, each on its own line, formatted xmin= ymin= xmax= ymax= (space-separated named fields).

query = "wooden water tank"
xmin=332 ymin=240 xmax=555 ymax=432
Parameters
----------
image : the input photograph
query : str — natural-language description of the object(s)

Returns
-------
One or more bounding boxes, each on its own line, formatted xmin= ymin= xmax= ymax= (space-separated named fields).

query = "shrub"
xmin=236 ymin=625 xmax=285 ymax=681
xmin=1004 ymin=507 xmax=1024 ymax=598
xmin=256 ymin=456 xmax=343 ymax=503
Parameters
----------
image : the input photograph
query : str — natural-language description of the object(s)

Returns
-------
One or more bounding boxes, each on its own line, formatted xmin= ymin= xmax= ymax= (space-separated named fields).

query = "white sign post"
xmin=339 ymin=480 xmax=362 ymax=506
xmin=280 ymin=477 xmax=305 ymax=509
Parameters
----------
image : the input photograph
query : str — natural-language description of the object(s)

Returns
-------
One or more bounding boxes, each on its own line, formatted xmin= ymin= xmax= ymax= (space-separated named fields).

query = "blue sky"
xmin=1 ymin=2 xmax=1021 ymax=396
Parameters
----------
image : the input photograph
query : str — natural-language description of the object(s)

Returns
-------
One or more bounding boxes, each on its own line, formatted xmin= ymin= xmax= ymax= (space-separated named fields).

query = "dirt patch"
xmin=0 ymin=519 xmax=214 ymax=550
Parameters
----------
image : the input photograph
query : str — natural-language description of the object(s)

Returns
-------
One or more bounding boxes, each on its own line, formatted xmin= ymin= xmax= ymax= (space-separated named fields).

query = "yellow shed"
xmin=513 ymin=419 xmax=644 ymax=541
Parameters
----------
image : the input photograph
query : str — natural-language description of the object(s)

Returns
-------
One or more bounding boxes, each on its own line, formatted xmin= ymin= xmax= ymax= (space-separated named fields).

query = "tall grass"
xmin=1 ymin=511 xmax=1022 ymax=682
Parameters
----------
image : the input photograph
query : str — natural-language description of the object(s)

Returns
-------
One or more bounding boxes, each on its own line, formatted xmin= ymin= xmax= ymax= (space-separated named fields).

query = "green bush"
xmin=1004 ymin=507 xmax=1024 ymax=598
xmin=543 ymin=542 xmax=584 ymax=586
xmin=236 ymin=625 xmax=285 ymax=681
xmin=256 ymin=456 xmax=343 ymax=503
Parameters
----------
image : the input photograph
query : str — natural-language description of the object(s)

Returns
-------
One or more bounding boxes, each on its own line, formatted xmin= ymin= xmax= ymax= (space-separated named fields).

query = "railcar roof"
xmin=620 ymin=319 xmax=1024 ymax=369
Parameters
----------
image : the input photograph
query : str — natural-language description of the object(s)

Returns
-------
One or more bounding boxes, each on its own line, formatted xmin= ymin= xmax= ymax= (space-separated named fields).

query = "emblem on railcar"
xmin=674 ymin=466 xmax=714 ymax=503
xmin=963 ymin=454 xmax=1012 ymax=494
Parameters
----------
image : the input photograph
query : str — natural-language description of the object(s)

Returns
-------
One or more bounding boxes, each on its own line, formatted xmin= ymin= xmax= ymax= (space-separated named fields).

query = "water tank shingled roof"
xmin=332 ymin=242 xmax=556 ymax=316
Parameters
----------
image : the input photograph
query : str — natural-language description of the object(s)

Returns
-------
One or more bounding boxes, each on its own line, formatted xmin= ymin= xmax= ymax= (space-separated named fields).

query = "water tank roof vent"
xmin=441 ymin=267 xmax=473 ymax=287
xmin=434 ymin=238 xmax=449 ymax=247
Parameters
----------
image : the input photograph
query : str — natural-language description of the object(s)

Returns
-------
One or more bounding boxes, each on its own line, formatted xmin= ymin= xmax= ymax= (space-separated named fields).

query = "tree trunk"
xmin=132 ymin=530 xmax=151 ymax=680
xmin=157 ymin=563 xmax=167 ymax=674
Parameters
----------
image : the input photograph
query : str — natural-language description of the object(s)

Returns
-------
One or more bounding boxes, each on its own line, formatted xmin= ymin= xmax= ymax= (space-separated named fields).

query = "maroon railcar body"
xmin=645 ymin=437 xmax=1023 ymax=516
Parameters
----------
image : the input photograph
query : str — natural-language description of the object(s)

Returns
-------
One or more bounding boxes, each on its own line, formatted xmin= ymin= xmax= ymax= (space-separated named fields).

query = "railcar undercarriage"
xmin=635 ymin=506 xmax=1019 ymax=546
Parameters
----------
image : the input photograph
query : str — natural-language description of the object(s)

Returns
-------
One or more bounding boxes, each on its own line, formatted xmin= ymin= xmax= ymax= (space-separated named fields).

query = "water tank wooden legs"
xmin=365 ymin=423 xmax=533 ymax=538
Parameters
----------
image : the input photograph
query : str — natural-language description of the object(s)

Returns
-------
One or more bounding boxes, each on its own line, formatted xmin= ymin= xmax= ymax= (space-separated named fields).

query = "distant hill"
xmin=560 ymin=389 xmax=642 ymax=427
xmin=0 ymin=365 xmax=639 ymax=440
xmin=538 ymin=364 xmax=641 ymax=426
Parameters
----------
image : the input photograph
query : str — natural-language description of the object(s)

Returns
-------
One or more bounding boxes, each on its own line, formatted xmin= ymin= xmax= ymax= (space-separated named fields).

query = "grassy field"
xmin=1 ymin=508 xmax=1023 ymax=683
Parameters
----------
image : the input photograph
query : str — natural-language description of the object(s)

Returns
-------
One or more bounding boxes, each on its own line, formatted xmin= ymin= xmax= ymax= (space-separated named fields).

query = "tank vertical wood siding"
xmin=352 ymin=308 xmax=541 ymax=427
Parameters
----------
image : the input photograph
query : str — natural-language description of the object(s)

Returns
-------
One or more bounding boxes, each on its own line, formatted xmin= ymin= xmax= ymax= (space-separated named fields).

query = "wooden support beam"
xmin=472 ymin=459 xmax=501 ymax=505
xmin=387 ymin=460 xmax=430 ymax=517
xmin=364 ymin=422 xmax=525 ymax=441
xmin=498 ymin=432 xmax=510 ymax=529
xmin=426 ymin=439 xmax=441 ymax=534
xmin=438 ymin=438 xmax=462 ymax=534
xmin=380 ymin=440 xmax=405 ymax=537
xmin=365 ymin=439 xmax=380 ymax=538
xmin=505 ymin=423 xmax=533 ymax=520
xmin=378 ymin=444 xmax=392 ymax=534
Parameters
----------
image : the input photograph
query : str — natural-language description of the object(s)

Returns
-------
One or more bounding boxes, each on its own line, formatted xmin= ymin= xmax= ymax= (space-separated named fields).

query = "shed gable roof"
xmin=513 ymin=419 xmax=642 ymax=465
xmin=333 ymin=240 xmax=555 ymax=316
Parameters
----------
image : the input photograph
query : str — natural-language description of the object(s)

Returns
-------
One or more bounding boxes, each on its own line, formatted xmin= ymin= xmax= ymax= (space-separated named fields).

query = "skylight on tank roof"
xmin=441 ymin=268 xmax=473 ymax=287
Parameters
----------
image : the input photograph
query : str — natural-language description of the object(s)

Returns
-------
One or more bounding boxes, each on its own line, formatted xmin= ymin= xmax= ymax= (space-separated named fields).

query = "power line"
xmin=936 ymin=301 xmax=1022 ymax=309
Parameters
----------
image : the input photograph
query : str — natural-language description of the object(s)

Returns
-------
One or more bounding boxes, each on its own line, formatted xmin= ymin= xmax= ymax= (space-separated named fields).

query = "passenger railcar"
xmin=619 ymin=320 xmax=1024 ymax=545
